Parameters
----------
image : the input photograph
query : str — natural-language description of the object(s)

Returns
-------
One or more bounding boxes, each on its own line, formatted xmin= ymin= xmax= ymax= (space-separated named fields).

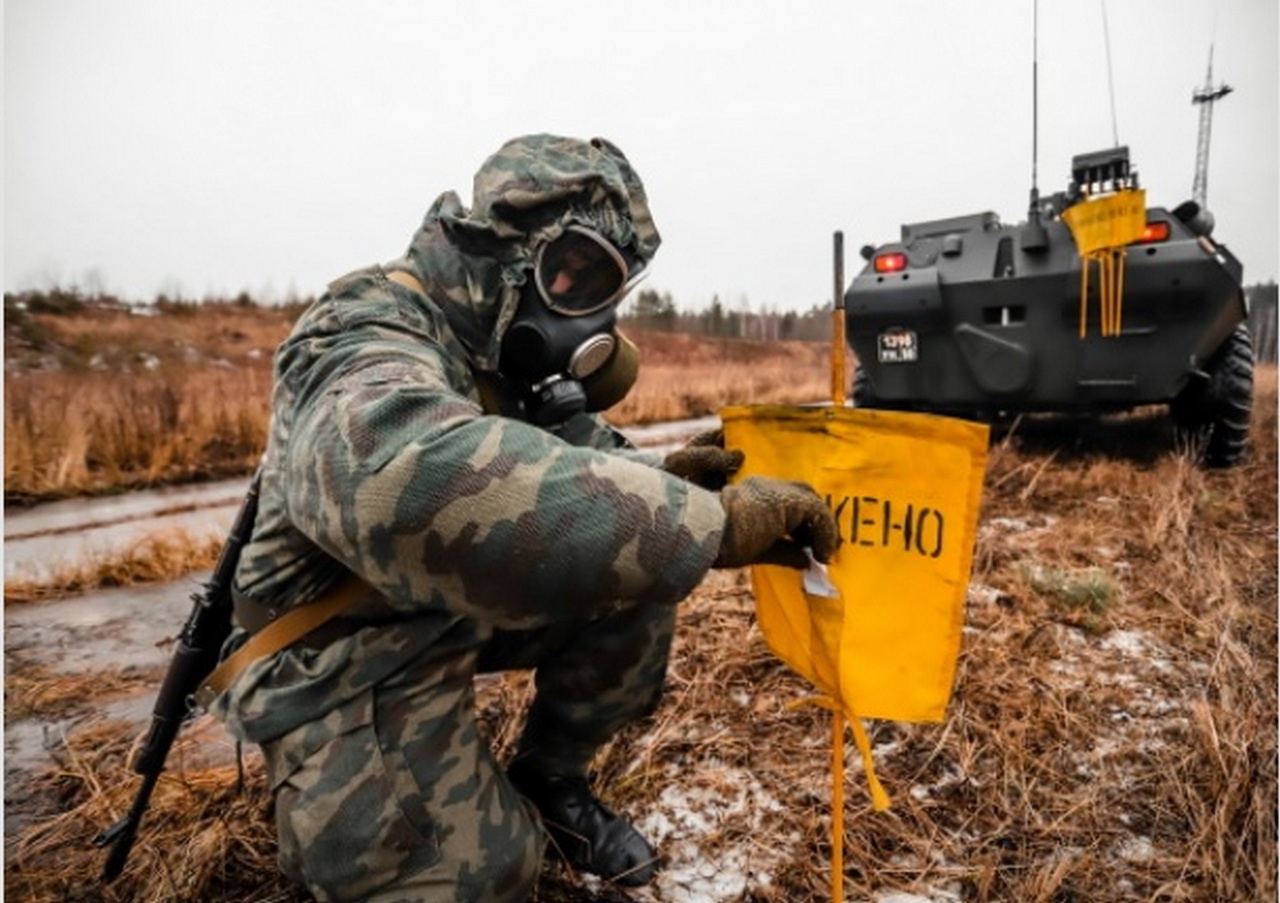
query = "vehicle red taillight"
xmin=874 ymin=252 xmax=908 ymax=273
xmin=1134 ymin=221 xmax=1171 ymax=244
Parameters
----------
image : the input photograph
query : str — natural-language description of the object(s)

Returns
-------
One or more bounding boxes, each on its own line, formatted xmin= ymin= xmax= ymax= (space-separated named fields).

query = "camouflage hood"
xmin=395 ymin=135 xmax=661 ymax=371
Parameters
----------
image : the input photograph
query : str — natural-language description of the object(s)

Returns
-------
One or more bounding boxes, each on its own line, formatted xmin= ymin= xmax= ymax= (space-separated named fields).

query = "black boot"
xmin=507 ymin=759 xmax=659 ymax=886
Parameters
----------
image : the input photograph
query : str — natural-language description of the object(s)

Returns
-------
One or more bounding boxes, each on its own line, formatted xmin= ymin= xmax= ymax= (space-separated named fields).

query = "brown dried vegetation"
xmin=4 ymin=530 xmax=226 ymax=604
xmin=3 ymin=302 xmax=1275 ymax=902
xmin=4 ymin=301 xmax=830 ymax=503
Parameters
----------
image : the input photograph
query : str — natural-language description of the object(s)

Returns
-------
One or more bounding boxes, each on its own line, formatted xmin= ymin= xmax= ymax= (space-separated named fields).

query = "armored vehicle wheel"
xmin=852 ymin=362 xmax=877 ymax=408
xmin=1171 ymin=323 xmax=1253 ymax=468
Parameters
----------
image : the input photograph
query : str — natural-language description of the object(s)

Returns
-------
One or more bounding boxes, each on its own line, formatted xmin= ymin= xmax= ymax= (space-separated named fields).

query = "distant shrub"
xmin=5 ymin=289 xmax=86 ymax=317
xmin=3 ymin=296 xmax=51 ymax=350
xmin=155 ymin=296 xmax=199 ymax=317
xmin=28 ymin=289 xmax=88 ymax=316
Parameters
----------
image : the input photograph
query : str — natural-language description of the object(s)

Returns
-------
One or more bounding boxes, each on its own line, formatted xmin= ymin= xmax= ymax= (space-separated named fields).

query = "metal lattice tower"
xmin=1191 ymin=44 xmax=1233 ymax=207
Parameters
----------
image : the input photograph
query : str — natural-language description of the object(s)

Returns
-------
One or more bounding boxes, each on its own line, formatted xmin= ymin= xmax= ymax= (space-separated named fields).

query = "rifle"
xmin=94 ymin=468 xmax=262 ymax=881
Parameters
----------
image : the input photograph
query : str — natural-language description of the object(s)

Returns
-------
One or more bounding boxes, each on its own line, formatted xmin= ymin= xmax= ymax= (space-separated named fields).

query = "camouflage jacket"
xmin=209 ymin=136 xmax=726 ymax=745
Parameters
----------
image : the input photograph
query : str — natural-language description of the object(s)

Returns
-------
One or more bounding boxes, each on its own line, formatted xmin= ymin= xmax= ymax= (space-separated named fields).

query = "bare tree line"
xmin=7 ymin=279 xmax=1275 ymax=359
xmin=1247 ymin=281 xmax=1278 ymax=363
xmin=620 ymin=288 xmax=836 ymax=342
xmin=624 ymin=282 xmax=1280 ymax=363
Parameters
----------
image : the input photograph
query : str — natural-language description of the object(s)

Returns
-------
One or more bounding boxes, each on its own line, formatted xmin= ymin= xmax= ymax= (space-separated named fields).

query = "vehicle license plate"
xmin=877 ymin=329 xmax=918 ymax=363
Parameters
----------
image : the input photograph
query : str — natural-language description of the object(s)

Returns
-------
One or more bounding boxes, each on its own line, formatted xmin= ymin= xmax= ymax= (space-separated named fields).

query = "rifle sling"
xmin=385 ymin=268 xmax=426 ymax=295
xmin=196 ymin=574 xmax=371 ymax=710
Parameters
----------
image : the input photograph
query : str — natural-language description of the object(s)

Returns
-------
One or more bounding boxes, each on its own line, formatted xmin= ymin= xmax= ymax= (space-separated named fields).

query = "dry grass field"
xmin=3 ymin=300 xmax=1276 ymax=903
xmin=3 ymin=300 xmax=830 ymax=504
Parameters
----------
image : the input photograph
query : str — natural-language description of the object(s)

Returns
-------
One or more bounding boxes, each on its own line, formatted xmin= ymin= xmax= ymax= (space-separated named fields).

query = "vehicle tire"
xmin=1171 ymin=323 xmax=1254 ymax=467
xmin=852 ymin=362 xmax=877 ymax=408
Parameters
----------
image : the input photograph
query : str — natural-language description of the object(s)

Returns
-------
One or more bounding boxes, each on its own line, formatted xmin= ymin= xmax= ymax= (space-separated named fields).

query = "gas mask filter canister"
xmin=499 ymin=225 xmax=644 ymax=425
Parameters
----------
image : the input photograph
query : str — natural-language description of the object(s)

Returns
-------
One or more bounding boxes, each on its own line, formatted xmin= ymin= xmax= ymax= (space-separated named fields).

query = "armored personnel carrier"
xmin=844 ymin=145 xmax=1252 ymax=466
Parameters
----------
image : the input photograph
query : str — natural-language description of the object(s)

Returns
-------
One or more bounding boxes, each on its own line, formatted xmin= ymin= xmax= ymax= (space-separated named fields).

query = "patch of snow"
xmin=908 ymin=764 xmax=967 ymax=801
xmin=1100 ymin=629 xmax=1176 ymax=674
xmin=868 ymin=884 xmax=963 ymax=903
xmin=966 ymin=583 xmax=1002 ymax=606
xmin=982 ymin=514 xmax=1059 ymax=535
xmin=1114 ymin=835 xmax=1157 ymax=862
xmin=1100 ymin=629 xmax=1149 ymax=656
xmin=872 ymin=739 xmax=903 ymax=759
xmin=632 ymin=771 xmax=793 ymax=903
xmin=984 ymin=516 xmax=1032 ymax=532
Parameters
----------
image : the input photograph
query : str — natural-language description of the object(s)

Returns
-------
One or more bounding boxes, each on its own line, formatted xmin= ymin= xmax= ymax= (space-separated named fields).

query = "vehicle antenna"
xmin=1022 ymin=0 xmax=1049 ymax=251
xmin=1100 ymin=0 xmax=1121 ymax=147
xmin=1030 ymin=0 xmax=1039 ymax=198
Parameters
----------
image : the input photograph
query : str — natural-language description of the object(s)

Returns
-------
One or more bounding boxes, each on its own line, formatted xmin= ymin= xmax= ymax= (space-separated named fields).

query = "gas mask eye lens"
xmin=535 ymin=225 xmax=632 ymax=316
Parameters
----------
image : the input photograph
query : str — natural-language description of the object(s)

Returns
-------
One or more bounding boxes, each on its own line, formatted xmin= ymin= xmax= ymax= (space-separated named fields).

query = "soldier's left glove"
xmin=663 ymin=429 xmax=744 ymax=490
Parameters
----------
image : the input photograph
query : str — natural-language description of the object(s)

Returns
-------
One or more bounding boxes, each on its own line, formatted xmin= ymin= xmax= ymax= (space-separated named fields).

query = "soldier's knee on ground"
xmin=374 ymin=801 xmax=543 ymax=903
xmin=276 ymin=735 xmax=543 ymax=903
xmin=273 ymin=715 xmax=445 ymax=901
xmin=268 ymin=685 xmax=544 ymax=903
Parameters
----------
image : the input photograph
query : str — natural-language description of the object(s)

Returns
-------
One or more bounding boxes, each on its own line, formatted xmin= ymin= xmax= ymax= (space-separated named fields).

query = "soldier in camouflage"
xmin=207 ymin=134 xmax=838 ymax=902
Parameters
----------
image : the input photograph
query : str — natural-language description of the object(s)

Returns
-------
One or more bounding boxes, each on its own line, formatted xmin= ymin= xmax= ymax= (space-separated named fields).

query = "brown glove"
xmin=714 ymin=476 xmax=840 ymax=569
xmin=663 ymin=429 xmax=744 ymax=490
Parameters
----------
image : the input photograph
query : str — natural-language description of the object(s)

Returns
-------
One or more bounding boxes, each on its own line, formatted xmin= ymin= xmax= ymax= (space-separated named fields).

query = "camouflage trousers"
xmin=264 ymin=599 xmax=677 ymax=903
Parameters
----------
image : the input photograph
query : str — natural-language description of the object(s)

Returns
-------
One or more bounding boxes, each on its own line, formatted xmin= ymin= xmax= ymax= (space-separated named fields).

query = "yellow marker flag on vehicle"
xmin=1061 ymin=188 xmax=1146 ymax=337
xmin=721 ymin=404 xmax=988 ymax=901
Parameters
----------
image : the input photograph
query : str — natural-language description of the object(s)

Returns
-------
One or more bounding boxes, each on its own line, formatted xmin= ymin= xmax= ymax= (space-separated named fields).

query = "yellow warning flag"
xmin=722 ymin=405 xmax=987 ymax=902
xmin=723 ymin=403 xmax=988 ymax=716
xmin=723 ymin=405 xmax=987 ymax=900
xmin=1061 ymin=188 xmax=1146 ymax=256
xmin=1062 ymin=189 xmax=1146 ymax=338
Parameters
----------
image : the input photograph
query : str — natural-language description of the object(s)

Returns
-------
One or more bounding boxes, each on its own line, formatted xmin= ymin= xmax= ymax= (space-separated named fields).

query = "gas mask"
xmin=499 ymin=225 xmax=645 ymax=426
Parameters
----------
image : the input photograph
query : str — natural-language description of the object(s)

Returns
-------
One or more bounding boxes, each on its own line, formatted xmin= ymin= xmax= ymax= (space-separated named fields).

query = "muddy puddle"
xmin=3 ymin=575 xmax=219 ymax=836
xmin=4 ymin=478 xmax=246 ymax=584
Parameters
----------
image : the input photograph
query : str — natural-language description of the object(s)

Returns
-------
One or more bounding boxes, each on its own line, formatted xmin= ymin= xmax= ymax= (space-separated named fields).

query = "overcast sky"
xmin=5 ymin=1 xmax=1277 ymax=312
